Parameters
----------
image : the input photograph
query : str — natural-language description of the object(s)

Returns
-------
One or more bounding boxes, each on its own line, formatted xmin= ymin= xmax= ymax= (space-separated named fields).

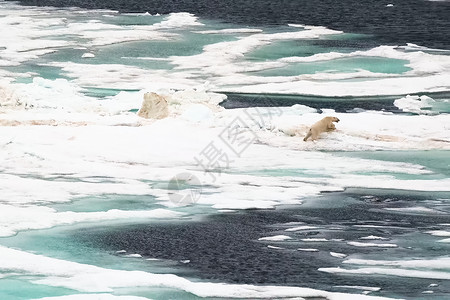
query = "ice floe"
xmin=330 ymin=252 xmax=348 ymax=258
xmin=347 ymin=242 xmax=398 ymax=248
xmin=297 ymin=248 xmax=320 ymax=252
xmin=285 ymin=225 xmax=319 ymax=231
xmin=394 ymin=95 xmax=437 ymax=114
xmin=258 ymin=235 xmax=292 ymax=241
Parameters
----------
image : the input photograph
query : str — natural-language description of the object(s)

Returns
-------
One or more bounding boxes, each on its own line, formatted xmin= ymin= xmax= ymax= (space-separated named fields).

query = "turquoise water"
xmin=336 ymin=150 xmax=450 ymax=177
xmin=253 ymin=56 xmax=411 ymax=77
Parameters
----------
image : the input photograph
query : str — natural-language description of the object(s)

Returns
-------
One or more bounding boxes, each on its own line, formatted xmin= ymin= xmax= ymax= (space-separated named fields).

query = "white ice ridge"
xmin=319 ymin=257 xmax=450 ymax=280
xmin=0 ymin=246 xmax=397 ymax=299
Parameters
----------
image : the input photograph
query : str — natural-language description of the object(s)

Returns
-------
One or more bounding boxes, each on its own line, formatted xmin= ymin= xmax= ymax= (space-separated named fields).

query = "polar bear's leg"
xmin=310 ymin=129 xmax=320 ymax=141
xmin=326 ymin=123 xmax=336 ymax=131
xmin=303 ymin=129 xmax=312 ymax=141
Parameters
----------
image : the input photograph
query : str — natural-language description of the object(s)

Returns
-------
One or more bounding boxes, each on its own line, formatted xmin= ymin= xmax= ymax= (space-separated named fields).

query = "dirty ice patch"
xmin=0 ymin=246 xmax=396 ymax=299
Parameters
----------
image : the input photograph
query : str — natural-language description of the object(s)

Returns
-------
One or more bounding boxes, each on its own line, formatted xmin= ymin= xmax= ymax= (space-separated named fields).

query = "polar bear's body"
xmin=303 ymin=116 xmax=340 ymax=141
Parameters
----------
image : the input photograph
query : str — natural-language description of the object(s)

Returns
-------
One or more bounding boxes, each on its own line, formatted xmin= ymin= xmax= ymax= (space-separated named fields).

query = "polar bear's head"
xmin=331 ymin=117 xmax=340 ymax=123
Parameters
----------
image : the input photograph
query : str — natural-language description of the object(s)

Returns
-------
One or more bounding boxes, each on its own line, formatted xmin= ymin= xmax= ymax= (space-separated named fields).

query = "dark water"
xmin=13 ymin=0 xmax=450 ymax=49
xmin=221 ymin=92 xmax=401 ymax=112
xmin=221 ymin=91 xmax=450 ymax=113
xmin=73 ymin=190 xmax=450 ymax=299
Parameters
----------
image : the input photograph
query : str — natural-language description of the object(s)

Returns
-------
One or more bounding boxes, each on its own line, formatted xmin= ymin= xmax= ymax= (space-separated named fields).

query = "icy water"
xmin=1 ymin=0 xmax=450 ymax=299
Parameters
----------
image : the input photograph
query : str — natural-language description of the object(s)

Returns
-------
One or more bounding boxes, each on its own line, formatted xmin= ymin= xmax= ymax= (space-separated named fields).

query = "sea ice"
xmin=347 ymin=242 xmax=398 ymax=248
xmin=258 ymin=235 xmax=292 ymax=241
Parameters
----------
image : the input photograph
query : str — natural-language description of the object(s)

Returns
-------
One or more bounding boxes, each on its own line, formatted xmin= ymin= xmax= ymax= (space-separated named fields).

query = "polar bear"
xmin=303 ymin=116 xmax=340 ymax=141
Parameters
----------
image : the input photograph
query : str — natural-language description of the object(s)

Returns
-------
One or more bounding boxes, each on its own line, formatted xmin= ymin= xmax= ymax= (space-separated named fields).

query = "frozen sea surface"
xmin=0 ymin=1 xmax=449 ymax=299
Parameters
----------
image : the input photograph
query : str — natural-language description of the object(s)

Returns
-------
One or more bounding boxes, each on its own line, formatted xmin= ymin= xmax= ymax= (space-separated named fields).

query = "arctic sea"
xmin=0 ymin=0 xmax=449 ymax=299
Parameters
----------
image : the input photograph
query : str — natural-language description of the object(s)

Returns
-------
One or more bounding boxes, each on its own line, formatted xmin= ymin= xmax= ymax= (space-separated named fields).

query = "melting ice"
xmin=0 ymin=1 xmax=450 ymax=299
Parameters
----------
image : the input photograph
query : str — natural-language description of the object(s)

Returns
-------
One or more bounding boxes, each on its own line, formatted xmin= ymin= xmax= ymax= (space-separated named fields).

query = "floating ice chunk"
xmin=81 ymin=53 xmax=95 ymax=58
xmin=285 ymin=226 xmax=318 ymax=232
xmin=218 ymin=209 xmax=236 ymax=213
xmin=347 ymin=242 xmax=398 ymax=248
xmin=268 ymin=245 xmax=284 ymax=249
xmin=384 ymin=207 xmax=444 ymax=214
xmin=429 ymin=283 xmax=439 ymax=287
xmin=426 ymin=230 xmax=450 ymax=237
xmin=334 ymin=286 xmax=381 ymax=292
xmin=438 ymin=238 xmax=450 ymax=243
xmin=115 ymin=250 xmax=127 ymax=254
xmin=386 ymin=4 xmax=394 ymax=7
xmin=124 ymin=254 xmax=142 ymax=258
xmin=155 ymin=12 xmax=203 ymax=28
xmin=330 ymin=252 xmax=347 ymax=258
xmin=297 ymin=248 xmax=319 ymax=252
xmin=359 ymin=236 xmax=388 ymax=240
xmin=301 ymin=238 xmax=328 ymax=242
xmin=393 ymin=95 xmax=436 ymax=114
xmin=180 ymin=260 xmax=190 ymax=264
xmin=398 ymin=43 xmax=450 ymax=52
xmin=258 ymin=235 xmax=292 ymax=241
xmin=344 ymin=257 xmax=450 ymax=269
xmin=422 ymin=291 xmax=434 ymax=294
